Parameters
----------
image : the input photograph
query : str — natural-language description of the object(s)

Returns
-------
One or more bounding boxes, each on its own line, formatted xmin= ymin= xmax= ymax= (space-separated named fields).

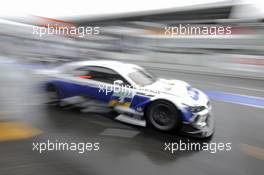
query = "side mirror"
xmin=114 ymin=80 xmax=124 ymax=86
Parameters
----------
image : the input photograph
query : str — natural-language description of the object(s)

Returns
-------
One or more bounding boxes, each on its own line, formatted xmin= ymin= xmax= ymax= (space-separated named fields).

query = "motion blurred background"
xmin=0 ymin=0 xmax=263 ymax=175
xmin=0 ymin=0 xmax=264 ymax=78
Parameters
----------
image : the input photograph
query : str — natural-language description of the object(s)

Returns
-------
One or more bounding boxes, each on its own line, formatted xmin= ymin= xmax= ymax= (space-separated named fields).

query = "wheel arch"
xmin=45 ymin=82 xmax=57 ymax=91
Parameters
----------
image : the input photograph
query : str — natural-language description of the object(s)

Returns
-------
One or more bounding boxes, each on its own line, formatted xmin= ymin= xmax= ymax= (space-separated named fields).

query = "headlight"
xmin=189 ymin=106 xmax=206 ymax=113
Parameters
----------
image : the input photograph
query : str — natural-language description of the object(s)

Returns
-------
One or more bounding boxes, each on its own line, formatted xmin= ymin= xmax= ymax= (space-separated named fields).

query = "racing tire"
xmin=146 ymin=100 xmax=182 ymax=132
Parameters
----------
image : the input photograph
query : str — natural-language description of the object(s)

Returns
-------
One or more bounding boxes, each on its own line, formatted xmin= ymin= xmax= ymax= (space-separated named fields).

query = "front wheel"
xmin=146 ymin=101 xmax=182 ymax=132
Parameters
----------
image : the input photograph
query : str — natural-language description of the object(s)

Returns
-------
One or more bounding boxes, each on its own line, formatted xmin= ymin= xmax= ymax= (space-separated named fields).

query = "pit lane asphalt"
xmin=0 ymin=62 xmax=263 ymax=175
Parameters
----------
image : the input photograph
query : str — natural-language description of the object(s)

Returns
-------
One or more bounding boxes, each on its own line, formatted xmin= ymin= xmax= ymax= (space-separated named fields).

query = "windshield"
xmin=128 ymin=68 xmax=156 ymax=86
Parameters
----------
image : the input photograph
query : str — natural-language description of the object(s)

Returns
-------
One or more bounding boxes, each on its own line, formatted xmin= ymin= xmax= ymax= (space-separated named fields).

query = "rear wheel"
xmin=146 ymin=100 xmax=182 ymax=132
xmin=46 ymin=85 xmax=60 ymax=105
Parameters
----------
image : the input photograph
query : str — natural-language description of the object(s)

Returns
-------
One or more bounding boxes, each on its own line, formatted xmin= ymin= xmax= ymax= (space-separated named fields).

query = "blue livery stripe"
xmin=130 ymin=95 xmax=150 ymax=109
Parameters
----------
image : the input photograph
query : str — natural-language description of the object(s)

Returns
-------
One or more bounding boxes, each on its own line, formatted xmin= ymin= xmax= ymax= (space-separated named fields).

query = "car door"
xmin=69 ymin=66 xmax=111 ymax=102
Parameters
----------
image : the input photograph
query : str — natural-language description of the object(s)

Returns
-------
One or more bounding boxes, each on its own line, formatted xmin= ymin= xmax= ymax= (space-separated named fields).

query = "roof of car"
xmin=64 ymin=60 xmax=141 ymax=75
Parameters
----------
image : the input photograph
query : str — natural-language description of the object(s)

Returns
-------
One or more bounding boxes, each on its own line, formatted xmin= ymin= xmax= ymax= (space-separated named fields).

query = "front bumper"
xmin=181 ymin=109 xmax=215 ymax=138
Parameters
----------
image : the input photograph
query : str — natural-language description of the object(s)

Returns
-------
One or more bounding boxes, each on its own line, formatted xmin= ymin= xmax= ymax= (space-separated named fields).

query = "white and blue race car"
xmin=41 ymin=60 xmax=214 ymax=138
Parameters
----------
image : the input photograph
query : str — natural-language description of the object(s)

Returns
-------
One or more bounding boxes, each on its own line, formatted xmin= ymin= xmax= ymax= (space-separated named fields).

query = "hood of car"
xmin=145 ymin=79 xmax=204 ymax=103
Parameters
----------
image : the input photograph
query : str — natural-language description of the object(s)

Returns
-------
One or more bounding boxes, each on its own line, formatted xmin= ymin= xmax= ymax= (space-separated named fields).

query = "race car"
xmin=40 ymin=60 xmax=214 ymax=138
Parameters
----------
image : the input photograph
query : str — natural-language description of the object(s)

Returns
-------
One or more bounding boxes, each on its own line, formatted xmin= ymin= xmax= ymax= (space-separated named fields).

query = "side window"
xmin=73 ymin=66 xmax=130 ymax=85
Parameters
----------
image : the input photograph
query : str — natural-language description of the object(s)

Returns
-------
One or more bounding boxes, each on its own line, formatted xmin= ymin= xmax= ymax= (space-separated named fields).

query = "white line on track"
xmin=221 ymin=101 xmax=264 ymax=109
xmin=185 ymin=79 xmax=264 ymax=93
